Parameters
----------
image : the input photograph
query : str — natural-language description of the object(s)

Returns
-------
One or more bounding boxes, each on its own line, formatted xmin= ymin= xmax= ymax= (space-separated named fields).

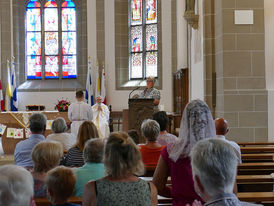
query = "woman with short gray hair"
xmin=46 ymin=117 xmax=76 ymax=150
xmin=74 ymin=139 xmax=105 ymax=196
xmin=139 ymin=119 xmax=165 ymax=168
xmin=190 ymin=139 xmax=259 ymax=206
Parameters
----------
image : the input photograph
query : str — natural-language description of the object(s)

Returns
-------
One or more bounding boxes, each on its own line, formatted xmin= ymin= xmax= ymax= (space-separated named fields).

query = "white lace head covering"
xmin=169 ymin=99 xmax=216 ymax=162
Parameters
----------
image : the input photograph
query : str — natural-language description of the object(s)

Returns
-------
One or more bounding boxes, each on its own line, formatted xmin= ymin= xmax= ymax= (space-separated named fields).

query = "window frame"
xmin=25 ymin=0 xmax=77 ymax=80
xmin=128 ymin=0 xmax=159 ymax=80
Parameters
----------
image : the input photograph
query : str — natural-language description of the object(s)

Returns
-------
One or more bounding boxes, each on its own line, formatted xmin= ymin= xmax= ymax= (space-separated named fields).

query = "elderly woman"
xmin=82 ymin=132 xmax=158 ymax=206
xmin=139 ymin=119 xmax=165 ymax=168
xmin=46 ymin=117 xmax=76 ymax=150
xmin=0 ymin=165 xmax=35 ymax=206
xmin=74 ymin=138 xmax=105 ymax=196
xmin=152 ymin=111 xmax=177 ymax=146
xmin=190 ymin=139 xmax=259 ymax=206
xmin=63 ymin=121 xmax=99 ymax=167
xmin=153 ymin=99 xmax=216 ymax=205
xmin=31 ymin=141 xmax=63 ymax=197
xmin=46 ymin=166 xmax=80 ymax=206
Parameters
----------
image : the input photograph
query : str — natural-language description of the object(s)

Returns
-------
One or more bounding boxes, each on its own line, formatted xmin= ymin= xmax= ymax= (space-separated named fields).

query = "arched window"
xmin=129 ymin=0 xmax=158 ymax=79
xmin=25 ymin=0 xmax=77 ymax=80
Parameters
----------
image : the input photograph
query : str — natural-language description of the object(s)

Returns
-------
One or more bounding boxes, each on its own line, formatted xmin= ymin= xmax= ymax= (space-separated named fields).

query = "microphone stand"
xmin=128 ymin=86 xmax=140 ymax=105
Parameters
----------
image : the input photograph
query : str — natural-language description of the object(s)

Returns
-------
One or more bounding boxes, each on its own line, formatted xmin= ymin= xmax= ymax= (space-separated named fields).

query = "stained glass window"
xmin=129 ymin=0 xmax=158 ymax=79
xmin=25 ymin=0 xmax=77 ymax=80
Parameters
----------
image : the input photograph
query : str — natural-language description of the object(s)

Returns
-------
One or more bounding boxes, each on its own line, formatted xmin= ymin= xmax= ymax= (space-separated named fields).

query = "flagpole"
xmin=10 ymin=0 xmax=14 ymax=58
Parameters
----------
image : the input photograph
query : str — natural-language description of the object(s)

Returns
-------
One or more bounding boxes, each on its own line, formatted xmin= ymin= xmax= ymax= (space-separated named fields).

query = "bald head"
xmin=215 ymin=118 xmax=229 ymax=136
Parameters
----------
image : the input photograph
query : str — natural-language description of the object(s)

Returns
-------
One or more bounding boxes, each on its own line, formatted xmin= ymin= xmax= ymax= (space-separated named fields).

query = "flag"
xmin=85 ymin=59 xmax=94 ymax=106
xmin=10 ymin=59 xmax=18 ymax=111
xmin=0 ymin=80 xmax=4 ymax=111
xmin=101 ymin=65 xmax=107 ymax=104
xmin=5 ymin=61 xmax=12 ymax=111
xmin=95 ymin=61 xmax=101 ymax=98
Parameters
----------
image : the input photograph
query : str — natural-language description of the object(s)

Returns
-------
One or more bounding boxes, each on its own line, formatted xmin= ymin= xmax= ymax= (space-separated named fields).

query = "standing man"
xmin=139 ymin=76 xmax=161 ymax=110
xmin=14 ymin=113 xmax=47 ymax=168
xmin=215 ymin=118 xmax=242 ymax=164
xmin=68 ymin=90 xmax=93 ymax=137
xmin=92 ymin=96 xmax=110 ymax=139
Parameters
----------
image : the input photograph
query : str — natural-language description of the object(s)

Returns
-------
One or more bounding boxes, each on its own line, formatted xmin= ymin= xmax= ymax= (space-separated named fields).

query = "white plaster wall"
xmin=18 ymin=92 xmax=75 ymax=111
xmin=189 ymin=0 xmax=204 ymax=101
xmin=265 ymin=0 xmax=274 ymax=140
xmin=103 ymin=0 xmax=173 ymax=112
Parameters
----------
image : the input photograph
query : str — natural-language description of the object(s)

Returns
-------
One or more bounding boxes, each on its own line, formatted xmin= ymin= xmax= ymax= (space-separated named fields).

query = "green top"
xmin=96 ymin=178 xmax=152 ymax=206
xmin=73 ymin=162 xmax=105 ymax=197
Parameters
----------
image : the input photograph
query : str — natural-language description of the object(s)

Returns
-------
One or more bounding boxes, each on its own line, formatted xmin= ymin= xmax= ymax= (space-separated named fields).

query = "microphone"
xmin=128 ymin=86 xmax=140 ymax=104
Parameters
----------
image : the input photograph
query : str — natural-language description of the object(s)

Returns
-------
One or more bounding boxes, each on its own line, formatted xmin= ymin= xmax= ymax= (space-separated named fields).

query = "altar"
xmin=0 ymin=111 xmax=69 ymax=154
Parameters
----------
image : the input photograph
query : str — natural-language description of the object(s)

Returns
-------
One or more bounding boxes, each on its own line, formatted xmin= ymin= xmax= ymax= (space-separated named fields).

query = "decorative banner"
xmin=0 ymin=124 xmax=7 ymax=135
xmin=14 ymin=129 xmax=24 ymax=139
xmin=6 ymin=128 xmax=15 ymax=138
xmin=25 ymin=128 xmax=31 ymax=139
xmin=46 ymin=120 xmax=54 ymax=130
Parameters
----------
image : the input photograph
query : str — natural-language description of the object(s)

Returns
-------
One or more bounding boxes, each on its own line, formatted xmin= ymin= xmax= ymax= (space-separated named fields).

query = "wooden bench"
xmin=238 ymin=162 xmax=274 ymax=175
xmin=239 ymin=142 xmax=274 ymax=147
xmin=242 ymin=153 xmax=274 ymax=161
xmin=241 ymin=147 xmax=274 ymax=154
xmin=35 ymin=197 xmax=82 ymax=206
xmin=238 ymin=192 xmax=274 ymax=202
xmin=237 ymin=175 xmax=274 ymax=183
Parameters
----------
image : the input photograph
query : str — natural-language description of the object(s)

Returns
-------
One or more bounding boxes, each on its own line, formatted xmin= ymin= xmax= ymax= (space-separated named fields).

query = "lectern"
xmin=128 ymin=98 xmax=154 ymax=143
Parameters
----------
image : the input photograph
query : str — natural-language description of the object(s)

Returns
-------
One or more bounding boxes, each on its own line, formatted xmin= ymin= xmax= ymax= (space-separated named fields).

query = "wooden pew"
xmin=238 ymin=192 xmax=274 ymax=202
xmin=241 ymin=147 xmax=274 ymax=154
xmin=239 ymin=142 xmax=274 ymax=147
xmin=242 ymin=153 xmax=274 ymax=162
xmin=35 ymin=197 xmax=82 ymax=206
xmin=237 ymin=175 xmax=274 ymax=183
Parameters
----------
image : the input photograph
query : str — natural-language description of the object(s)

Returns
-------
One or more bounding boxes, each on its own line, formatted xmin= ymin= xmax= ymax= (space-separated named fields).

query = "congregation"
xmin=0 ymin=99 xmax=258 ymax=206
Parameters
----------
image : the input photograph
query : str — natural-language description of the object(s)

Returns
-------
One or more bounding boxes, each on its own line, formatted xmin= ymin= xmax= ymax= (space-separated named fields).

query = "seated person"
xmin=0 ymin=165 xmax=35 ymax=206
xmin=74 ymin=138 xmax=105 ymax=196
xmin=63 ymin=121 xmax=99 ymax=167
xmin=92 ymin=96 xmax=110 ymax=139
xmin=14 ymin=113 xmax=47 ymax=168
xmin=46 ymin=117 xmax=76 ymax=150
xmin=31 ymin=141 xmax=63 ymax=197
xmin=46 ymin=166 xmax=80 ymax=206
xmin=139 ymin=119 xmax=165 ymax=168
xmin=128 ymin=129 xmax=140 ymax=145
xmin=190 ymin=139 xmax=259 ymax=206
xmin=152 ymin=111 xmax=177 ymax=146
xmin=82 ymin=132 xmax=157 ymax=206
xmin=215 ymin=118 xmax=242 ymax=163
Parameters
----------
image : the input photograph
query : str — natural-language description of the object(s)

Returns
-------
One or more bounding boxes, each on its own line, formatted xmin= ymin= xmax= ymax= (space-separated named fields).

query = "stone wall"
xmin=204 ymin=0 xmax=267 ymax=142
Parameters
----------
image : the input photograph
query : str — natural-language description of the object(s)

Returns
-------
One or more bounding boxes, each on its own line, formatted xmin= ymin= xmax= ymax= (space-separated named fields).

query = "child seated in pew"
xmin=45 ymin=166 xmax=80 ymax=206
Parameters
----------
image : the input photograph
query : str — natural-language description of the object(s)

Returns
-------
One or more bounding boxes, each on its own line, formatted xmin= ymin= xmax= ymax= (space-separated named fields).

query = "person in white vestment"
xmin=91 ymin=96 xmax=110 ymax=139
xmin=68 ymin=90 xmax=93 ymax=137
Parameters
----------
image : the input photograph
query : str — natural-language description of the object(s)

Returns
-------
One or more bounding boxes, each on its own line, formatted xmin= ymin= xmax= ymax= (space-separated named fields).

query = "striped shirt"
xmin=63 ymin=146 xmax=84 ymax=167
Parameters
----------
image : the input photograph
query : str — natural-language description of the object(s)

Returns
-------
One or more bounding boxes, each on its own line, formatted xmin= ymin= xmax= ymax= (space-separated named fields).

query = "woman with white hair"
xmin=190 ymin=139 xmax=259 ymax=206
xmin=46 ymin=117 xmax=76 ymax=150
xmin=153 ymin=99 xmax=216 ymax=205
xmin=0 ymin=165 xmax=34 ymax=206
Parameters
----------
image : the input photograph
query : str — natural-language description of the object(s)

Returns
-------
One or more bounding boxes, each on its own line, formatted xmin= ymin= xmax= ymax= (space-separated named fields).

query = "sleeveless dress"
xmin=95 ymin=178 xmax=152 ymax=206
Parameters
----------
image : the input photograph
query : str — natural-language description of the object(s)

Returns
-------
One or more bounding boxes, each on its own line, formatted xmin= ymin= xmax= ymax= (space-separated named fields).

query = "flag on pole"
xmin=85 ymin=58 xmax=94 ymax=106
xmin=5 ymin=60 xmax=12 ymax=111
xmin=101 ymin=63 xmax=107 ymax=104
xmin=0 ymin=80 xmax=4 ymax=111
xmin=95 ymin=60 xmax=101 ymax=98
xmin=10 ymin=58 xmax=18 ymax=111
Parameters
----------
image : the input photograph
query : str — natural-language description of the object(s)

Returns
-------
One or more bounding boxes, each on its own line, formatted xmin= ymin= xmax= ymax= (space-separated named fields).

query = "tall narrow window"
xmin=129 ymin=0 xmax=158 ymax=79
xmin=25 ymin=0 xmax=77 ymax=80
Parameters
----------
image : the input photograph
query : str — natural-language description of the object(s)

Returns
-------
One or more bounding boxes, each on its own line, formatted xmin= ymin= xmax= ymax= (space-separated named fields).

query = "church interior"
xmin=1 ymin=0 xmax=274 ymax=205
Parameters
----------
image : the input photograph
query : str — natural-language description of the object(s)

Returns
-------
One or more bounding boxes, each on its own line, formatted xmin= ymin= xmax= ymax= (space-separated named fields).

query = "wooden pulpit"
xmin=128 ymin=99 xmax=154 ymax=143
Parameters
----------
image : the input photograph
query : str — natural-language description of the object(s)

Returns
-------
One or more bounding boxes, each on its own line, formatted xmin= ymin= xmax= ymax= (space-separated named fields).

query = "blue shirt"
xmin=14 ymin=134 xmax=45 ymax=167
xmin=74 ymin=162 xmax=105 ymax=196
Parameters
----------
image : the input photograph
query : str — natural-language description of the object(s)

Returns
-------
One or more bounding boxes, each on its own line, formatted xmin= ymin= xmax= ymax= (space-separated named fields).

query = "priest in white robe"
xmin=92 ymin=96 xmax=110 ymax=139
xmin=68 ymin=90 xmax=93 ymax=136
